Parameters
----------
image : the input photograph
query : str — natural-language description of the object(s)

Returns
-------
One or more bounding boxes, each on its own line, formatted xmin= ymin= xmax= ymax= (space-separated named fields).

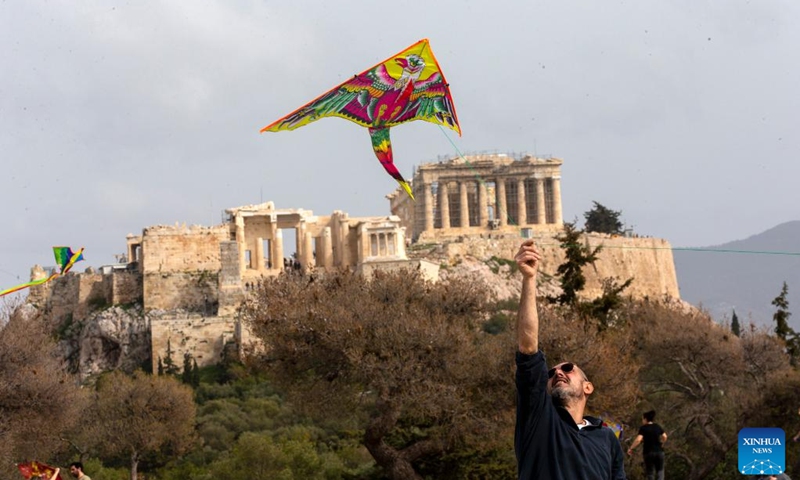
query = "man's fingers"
xmin=516 ymin=244 xmax=540 ymax=257
xmin=516 ymin=251 xmax=541 ymax=270
xmin=517 ymin=247 xmax=541 ymax=259
xmin=515 ymin=241 xmax=542 ymax=275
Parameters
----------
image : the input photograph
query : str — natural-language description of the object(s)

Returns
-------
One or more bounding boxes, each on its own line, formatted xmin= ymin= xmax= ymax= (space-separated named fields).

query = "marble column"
xmin=517 ymin=178 xmax=527 ymax=226
xmin=297 ymin=222 xmax=308 ymax=268
xmin=459 ymin=181 xmax=469 ymax=228
xmin=536 ymin=178 xmax=546 ymax=225
xmin=303 ymin=231 xmax=314 ymax=271
xmin=273 ymin=229 xmax=284 ymax=271
xmin=423 ymin=182 xmax=434 ymax=233
xmin=439 ymin=182 xmax=450 ymax=229
xmin=340 ymin=221 xmax=351 ymax=267
xmin=358 ymin=226 xmax=371 ymax=263
xmin=478 ymin=181 xmax=488 ymax=227
xmin=497 ymin=179 xmax=507 ymax=227
xmin=235 ymin=216 xmax=247 ymax=273
xmin=321 ymin=227 xmax=333 ymax=268
xmin=269 ymin=221 xmax=278 ymax=270
xmin=255 ymin=237 xmax=265 ymax=272
xmin=396 ymin=227 xmax=406 ymax=257
xmin=552 ymin=176 xmax=563 ymax=225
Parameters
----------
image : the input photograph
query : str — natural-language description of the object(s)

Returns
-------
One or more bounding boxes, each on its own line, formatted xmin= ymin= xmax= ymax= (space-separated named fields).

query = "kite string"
xmin=434 ymin=126 xmax=800 ymax=258
xmin=535 ymin=243 xmax=800 ymax=256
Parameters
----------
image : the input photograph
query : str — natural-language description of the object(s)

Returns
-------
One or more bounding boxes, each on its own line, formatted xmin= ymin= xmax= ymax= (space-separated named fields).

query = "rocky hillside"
xmin=53 ymin=304 xmax=150 ymax=381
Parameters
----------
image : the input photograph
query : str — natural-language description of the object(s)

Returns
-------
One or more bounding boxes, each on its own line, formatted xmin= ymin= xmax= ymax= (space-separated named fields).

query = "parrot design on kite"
xmin=261 ymin=38 xmax=461 ymax=199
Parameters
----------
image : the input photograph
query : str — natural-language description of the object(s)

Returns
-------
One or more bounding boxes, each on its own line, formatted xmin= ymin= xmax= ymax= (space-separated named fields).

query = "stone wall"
xmin=75 ymin=273 xmax=110 ymax=320
xmin=218 ymin=241 xmax=244 ymax=316
xmin=111 ymin=271 xmax=143 ymax=305
xmin=140 ymin=224 xmax=230 ymax=311
xmin=141 ymin=224 xmax=230 ymax=274
xmin=580 ymin=234 xmax=679 ymax=300
xmin=46 ymin=273 xmax=80 ymax=323
xmin=41 ymin=271 xmax=143 ymax=324
xmin=150 ymin=314 xmax=236 ymax=371
xmin=144 ymin=271 xmax=220 ymax=313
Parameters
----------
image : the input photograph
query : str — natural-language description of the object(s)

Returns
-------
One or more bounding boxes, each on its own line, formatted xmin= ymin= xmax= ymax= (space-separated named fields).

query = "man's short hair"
xmin=69 ymin=462 xmax=83 ymax=471
xmin=643 ymin=410 xmax=656 ymax=422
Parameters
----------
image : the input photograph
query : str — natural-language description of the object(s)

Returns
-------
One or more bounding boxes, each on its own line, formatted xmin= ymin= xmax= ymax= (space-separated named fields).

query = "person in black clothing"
xmin=514 ymin=240 xmax=626 ymax=480
xmin=627 ymin=410 xmax=667 ymax=480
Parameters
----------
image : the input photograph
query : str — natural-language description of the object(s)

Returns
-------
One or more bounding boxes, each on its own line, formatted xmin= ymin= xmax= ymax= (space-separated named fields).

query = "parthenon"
xmin=388 ymin=153 xmax=564 ymax=241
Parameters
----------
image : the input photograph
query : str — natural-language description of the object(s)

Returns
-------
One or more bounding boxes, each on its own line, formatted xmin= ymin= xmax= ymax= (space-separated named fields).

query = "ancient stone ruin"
xmin=25 ymin=153 xmax=680 ymax=380
xmin=388 ymin=153 xmax=564 ymax=241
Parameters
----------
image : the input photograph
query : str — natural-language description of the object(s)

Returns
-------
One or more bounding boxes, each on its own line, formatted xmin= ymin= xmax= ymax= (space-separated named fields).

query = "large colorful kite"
xmin=0 ymin=247 xmax=85 ymax=297
xmin=261 ymin=38 xmax=460 ymax=199
xmin=16 ymin=461 xmax=62 ymax=480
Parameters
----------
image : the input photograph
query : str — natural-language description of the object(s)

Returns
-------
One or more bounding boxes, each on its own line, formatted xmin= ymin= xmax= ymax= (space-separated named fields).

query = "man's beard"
xmin=551 ymin=383 xmax=582 ymax=406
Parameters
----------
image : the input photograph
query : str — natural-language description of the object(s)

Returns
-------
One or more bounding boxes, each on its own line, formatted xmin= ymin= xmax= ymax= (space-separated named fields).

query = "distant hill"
xmin=674 ymin=221 xmax=800 ymax=331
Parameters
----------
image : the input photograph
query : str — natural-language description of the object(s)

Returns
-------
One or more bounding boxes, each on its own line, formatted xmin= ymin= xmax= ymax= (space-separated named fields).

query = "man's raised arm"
xmin=514 ymin=240 xmax=541 ymax=354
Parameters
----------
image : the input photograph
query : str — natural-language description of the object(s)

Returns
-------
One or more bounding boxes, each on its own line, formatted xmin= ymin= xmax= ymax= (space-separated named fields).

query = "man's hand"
xmin=515 ymin=240 xmax=541 ymax=279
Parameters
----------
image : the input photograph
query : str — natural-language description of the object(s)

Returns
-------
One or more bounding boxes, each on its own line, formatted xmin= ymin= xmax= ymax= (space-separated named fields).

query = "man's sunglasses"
xmin=548 ymin=362 xmax=575 ymax=379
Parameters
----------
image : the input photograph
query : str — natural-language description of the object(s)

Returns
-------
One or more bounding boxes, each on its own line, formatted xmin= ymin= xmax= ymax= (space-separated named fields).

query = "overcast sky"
xmin=2 ymin=1 xmax=799 ymax=284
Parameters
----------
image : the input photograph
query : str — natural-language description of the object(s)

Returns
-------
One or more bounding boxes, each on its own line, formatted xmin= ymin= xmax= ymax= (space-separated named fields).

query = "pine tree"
xmin=181 ymin=353 xmax=193 ymax=384
xmin=157 ymin=357 xmax=164 ymax=376
xmin=772 ymin=281 xmax=799 ymax=364
xmin=163 ymin=339 xmax=180 ymax=376
xmin=553 ymin=222 xmax=602 ymax=305
xmin=583 ymin=201 xmax=624 ymax=235
xmin=583 ymin=276 xmax=634 ymax=330
xmin=731 ymin=309 xmax=741 ymax=337
xmin=772 ymin=282 xmax=792 ymax=340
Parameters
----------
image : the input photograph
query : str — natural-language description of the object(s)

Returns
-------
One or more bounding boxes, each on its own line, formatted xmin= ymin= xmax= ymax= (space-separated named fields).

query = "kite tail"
xmin=0 ymin=246 xmax=85 ymax=298
xmin=369 ymin=127 xmax=414 ymax=200
xmin=0 ymin=273 xmax=57 ymax=297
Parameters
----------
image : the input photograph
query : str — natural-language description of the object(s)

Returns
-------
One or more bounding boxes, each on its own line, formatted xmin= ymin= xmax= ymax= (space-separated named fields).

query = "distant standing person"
xmin=68 ymin=462 xmax=91 ymax=480
xmin=627 ymin=410 xmax=667 ymax=480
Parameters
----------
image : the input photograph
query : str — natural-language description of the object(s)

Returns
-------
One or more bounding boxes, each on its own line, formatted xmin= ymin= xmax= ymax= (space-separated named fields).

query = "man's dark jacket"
xmin=515 ymin=350 xmax=626 ymax=480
